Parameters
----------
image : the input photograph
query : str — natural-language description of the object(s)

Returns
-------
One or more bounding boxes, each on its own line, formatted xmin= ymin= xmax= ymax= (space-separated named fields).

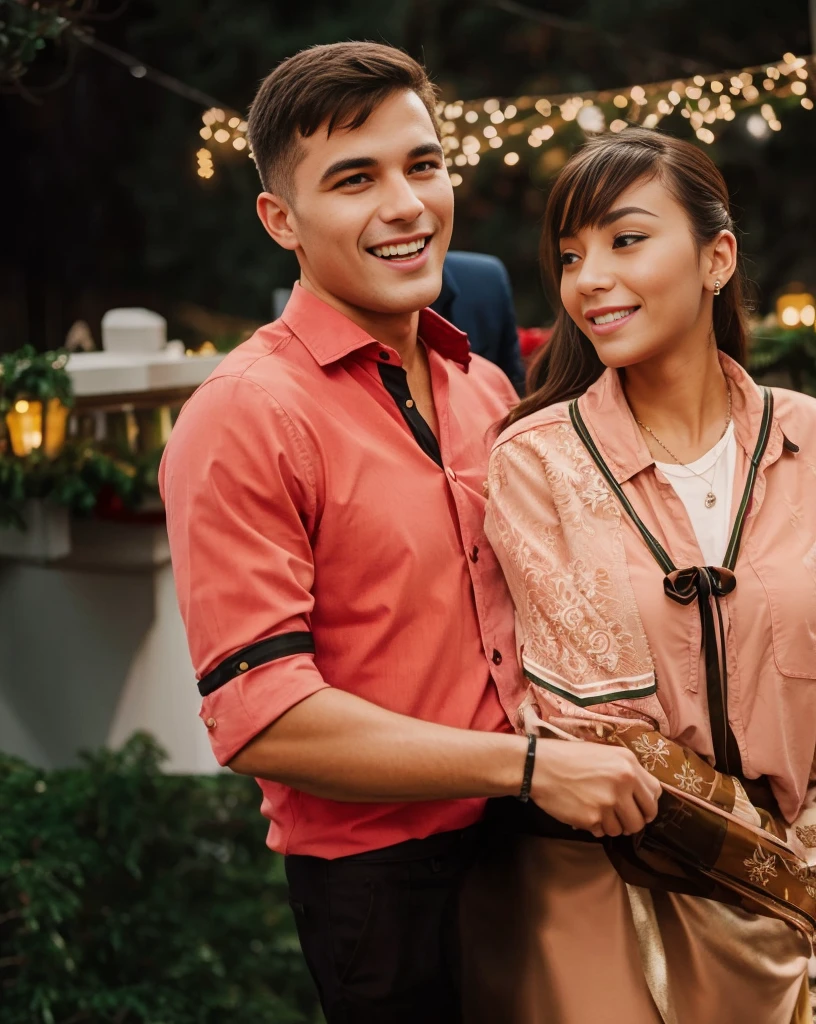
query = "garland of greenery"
xmin=0 ymin=345 xmax=161 ymax=531
xmin=0 ymin=444 xmax=162 ymax=531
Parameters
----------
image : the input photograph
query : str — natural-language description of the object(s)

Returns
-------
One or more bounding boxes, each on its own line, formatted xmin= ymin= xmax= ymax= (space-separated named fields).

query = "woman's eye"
xmin=613 ymin=232 xmax=646 ymax=249
xmin=560 ymin=252 xmax=579 ymax=266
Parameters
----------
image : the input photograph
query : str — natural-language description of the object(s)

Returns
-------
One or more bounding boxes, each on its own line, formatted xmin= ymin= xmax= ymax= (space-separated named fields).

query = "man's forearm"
xmin=228 ymin=687 xmax=528 ymax=802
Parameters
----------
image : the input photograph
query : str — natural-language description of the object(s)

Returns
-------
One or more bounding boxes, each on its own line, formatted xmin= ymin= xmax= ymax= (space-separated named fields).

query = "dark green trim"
xmin=523 ymin=668 xmax=657 ymax=707
xmin=569 ymin=387 xmax=773 ymax=574
xmin=722 ymin=388 xmax=774 ymax=569
xmin=568 ymin=401 xmax=675 ymax=574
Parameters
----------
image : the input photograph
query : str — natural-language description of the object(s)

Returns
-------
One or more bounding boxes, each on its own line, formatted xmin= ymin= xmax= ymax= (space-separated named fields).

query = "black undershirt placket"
xmin=378 ymin=363 xmax=443 ymax=469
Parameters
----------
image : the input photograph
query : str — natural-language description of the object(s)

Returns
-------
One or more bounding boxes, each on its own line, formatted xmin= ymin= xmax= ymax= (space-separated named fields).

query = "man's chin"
xmin=357 ymin=276 xmax=445 ymax=316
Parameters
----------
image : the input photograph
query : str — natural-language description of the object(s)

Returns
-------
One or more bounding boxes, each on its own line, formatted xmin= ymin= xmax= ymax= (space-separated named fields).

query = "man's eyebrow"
xmin=319 ymin=143 xmax=445 ymax=185
xmin=559 ymin=206 xmax=658 ymax=239
xmin=320 ymin=157 xmax=377 ymax=185
xmin=408 ymin=142 xmax=444 ymax=160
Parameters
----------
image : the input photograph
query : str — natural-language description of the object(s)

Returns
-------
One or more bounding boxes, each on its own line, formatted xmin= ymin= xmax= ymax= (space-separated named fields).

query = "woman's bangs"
xmin=554 ymin=146 xmax=660 ymax=243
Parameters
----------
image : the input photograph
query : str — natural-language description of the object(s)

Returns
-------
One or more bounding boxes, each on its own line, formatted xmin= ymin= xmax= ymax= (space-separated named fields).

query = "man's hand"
xmin=531 ymin=739 xmax=662 ymax=837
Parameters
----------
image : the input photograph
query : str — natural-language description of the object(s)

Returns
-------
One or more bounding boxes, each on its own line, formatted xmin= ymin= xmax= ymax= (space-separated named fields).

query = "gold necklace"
xmin=635 ymin=379 xmax=732 ymax=509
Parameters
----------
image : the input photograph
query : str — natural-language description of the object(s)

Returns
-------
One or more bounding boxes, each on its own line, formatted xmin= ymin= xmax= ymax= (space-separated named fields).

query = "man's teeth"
xmin=592 ymin=307 xmax=636 ymax=325
xmin=372 ymin=238 xmax=427 ymax=259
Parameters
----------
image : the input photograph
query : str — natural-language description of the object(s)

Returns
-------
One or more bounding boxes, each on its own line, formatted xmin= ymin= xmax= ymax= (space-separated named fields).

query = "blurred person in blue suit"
xmin=431 ymin=251 xmax=525 ymax=394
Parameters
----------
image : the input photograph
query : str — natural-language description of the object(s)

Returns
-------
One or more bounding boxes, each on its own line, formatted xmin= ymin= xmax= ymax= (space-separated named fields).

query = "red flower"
xmin=517 ymin=326 xmax=553 ymax=359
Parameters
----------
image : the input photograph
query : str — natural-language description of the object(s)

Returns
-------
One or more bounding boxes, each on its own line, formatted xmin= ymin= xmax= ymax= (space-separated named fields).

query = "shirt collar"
xmin=280 ymin=282 xmax=471 ymax=371
xmin=578 ymin=352 xmax=790 ymax=484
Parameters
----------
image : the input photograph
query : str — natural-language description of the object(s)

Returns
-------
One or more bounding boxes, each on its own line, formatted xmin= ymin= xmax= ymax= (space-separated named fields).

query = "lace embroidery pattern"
xmin=487 ymin=423 xmax=660 ymax=718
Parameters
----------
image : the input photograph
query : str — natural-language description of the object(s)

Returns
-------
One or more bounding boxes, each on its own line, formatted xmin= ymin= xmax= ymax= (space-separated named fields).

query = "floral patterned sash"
xmin=547 ymin=717 xmax=816 ymax=945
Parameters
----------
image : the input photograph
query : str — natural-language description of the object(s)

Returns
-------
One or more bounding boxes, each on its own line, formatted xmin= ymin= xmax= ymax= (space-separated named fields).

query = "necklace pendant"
xmin=705 ymin=491 xmax=717 ymax=509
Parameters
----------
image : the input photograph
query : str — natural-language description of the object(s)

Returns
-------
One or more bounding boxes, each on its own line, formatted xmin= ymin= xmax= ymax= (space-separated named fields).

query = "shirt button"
xmin=405 ymin=399 xmax=414 ymax=409
xmin=470 ymin=545 xmax=479 ymax=562
xmin=205 ymin=717 xmax=217 ymax=729
xmin=446 ymin=467 xmax=457 ymax=482
xmin=238 ymin=661 xmax=249 ymax=672
xmin=491 ymin=649 xmax=502 ymax=666
xmin=379 ymin=351 xmax=390 ymax=361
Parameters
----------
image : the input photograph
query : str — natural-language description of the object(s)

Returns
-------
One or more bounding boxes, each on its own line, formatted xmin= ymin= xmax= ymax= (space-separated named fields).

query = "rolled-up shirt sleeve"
xmin=159 ymin=373 xmax=329 ymax=765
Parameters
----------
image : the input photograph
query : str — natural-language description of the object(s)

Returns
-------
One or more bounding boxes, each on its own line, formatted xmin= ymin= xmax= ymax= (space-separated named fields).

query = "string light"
xmin=196 ymin=148 xmax=214 ymax=179
xmin=192 ymin=53 xmax=814 ymax=183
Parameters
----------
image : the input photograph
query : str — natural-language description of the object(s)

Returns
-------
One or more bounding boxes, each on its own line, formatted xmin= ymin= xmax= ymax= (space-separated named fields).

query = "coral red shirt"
xmin=160 ymin=284 xmax=524 ymax=858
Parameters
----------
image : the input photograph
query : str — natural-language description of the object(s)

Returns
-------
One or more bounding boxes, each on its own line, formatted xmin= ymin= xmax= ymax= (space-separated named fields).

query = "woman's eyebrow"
xmin=559 ymin=206 xmax=658 ymax=239
xmin=597 ymin=206 xmax=658 ymax=228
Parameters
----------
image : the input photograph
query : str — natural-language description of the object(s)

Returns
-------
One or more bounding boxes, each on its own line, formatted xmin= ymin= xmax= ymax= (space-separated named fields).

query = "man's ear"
xmin=257 ymin=192 xmax=300 ymax=251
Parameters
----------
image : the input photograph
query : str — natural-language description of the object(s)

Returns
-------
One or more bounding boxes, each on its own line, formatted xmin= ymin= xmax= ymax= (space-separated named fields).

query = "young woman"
xmin=480 ymin=129 xmax=816 ymax=1024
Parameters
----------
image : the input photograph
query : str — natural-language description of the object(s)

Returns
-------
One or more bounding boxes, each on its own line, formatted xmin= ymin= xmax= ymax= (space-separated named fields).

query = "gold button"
xmin=206 ymin=717 xmax=217 ymax=729
xmin=405 ymin=399 xmax=414 ymax=409
xmin=238 ymin=661 xmax=249 ymax=671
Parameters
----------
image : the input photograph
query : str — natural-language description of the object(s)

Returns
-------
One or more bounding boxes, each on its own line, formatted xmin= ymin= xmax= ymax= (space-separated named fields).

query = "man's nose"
xmin=379 ymin=174 xmax=425 ymax=223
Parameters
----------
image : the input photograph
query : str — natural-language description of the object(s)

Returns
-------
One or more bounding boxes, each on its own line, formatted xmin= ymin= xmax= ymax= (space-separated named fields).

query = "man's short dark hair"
xmin=247 ymin=41 xmax=441 ymax=200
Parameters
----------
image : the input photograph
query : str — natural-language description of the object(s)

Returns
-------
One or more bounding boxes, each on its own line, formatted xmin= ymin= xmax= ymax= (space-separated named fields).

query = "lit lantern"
xmin=775 ymin=290 xmax=816 ymax=328
xmin=5 ymin=398 xmax=69 ymax=458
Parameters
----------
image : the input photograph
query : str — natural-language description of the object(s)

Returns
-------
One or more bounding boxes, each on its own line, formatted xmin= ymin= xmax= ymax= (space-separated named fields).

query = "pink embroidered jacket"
xmin=485 ymin=354 xmax=816 ymax=830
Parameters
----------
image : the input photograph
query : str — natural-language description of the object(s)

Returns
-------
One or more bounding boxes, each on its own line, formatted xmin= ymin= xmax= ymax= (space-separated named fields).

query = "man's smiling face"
xmin=275 ymin=89 xmax=454 ymax=319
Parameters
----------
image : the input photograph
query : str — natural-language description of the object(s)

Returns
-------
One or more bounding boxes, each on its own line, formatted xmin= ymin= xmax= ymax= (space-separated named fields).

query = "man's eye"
xmin=412 ymin=161 xmax=438 ymax=173
xmin=336 ymin=173 xmax=369 ymax=188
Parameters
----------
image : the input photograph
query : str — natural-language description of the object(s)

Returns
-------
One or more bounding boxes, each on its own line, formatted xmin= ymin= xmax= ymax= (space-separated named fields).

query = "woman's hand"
xmin=530 ymin=739 xmax=662 ymax=837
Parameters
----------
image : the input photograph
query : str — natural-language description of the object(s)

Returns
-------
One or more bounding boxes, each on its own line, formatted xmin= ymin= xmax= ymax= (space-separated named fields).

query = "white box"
xmin=101 ymin=308 xmax=167 ymax=354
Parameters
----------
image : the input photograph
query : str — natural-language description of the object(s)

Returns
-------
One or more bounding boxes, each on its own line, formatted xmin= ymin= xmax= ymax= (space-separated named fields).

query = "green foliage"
xmin=0 ymin=345 xmax=74 ymax=415
xmin=0 ymin=733 xmax=321 ymax=1024
xmin=0 ymin=345 xmax=161 ymax=530
xmin=0 ymin=444 xmax=161 ymax=530
xmin=749 ymin=325 xmax=816 ymax=394
xmin=0 ymin=0 xmax=70 ymax=84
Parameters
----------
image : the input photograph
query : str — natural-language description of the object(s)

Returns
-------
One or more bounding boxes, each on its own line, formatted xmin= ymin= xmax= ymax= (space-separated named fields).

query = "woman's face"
xmin=558 ymin=175 xmax=732 ymax=370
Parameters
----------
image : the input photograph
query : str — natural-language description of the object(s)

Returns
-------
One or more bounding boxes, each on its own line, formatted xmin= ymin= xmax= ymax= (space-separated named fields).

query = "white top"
xmin=655 ymin=421 xmax=736 ymax=567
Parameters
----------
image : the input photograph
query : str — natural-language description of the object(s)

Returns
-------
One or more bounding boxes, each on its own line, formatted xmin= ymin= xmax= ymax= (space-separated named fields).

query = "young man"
xmin=160 ymin=41 xmax=660 ymax=1024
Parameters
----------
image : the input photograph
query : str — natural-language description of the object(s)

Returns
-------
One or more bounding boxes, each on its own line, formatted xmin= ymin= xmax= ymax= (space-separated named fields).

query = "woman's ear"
xmin=706 ymin=229 xmax=737 ymax=294
xmin=256 ymin=192 xmax=300 ymax=251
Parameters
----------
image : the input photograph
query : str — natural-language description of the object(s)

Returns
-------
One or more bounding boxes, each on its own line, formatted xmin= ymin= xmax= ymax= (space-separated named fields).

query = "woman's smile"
xmin=584 ymin=305 xmax=641 ymax=336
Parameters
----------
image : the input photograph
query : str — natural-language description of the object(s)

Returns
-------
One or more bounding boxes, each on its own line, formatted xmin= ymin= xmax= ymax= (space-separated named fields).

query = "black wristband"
xmin=517 ymin=734 xmax=537 ymax=802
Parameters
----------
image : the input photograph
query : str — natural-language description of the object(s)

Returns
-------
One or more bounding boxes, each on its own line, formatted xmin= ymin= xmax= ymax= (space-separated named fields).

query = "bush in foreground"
xmin=0 ymin=733 xmax=320 ymax=1023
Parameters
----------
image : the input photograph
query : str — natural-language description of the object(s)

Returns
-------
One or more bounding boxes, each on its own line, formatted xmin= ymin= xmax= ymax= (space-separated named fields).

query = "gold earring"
xmin=714 ymin=280 xmax=721 ymax=296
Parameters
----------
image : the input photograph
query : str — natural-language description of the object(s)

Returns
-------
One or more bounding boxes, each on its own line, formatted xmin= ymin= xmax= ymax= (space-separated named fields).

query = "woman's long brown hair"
xmin=504 ymin=127 xmax=750 ymax=430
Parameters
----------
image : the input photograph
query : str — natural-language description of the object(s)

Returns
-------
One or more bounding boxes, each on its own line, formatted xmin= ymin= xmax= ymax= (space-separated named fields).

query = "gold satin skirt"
xmin=461 ymin=836 xmax=810 ymax=1024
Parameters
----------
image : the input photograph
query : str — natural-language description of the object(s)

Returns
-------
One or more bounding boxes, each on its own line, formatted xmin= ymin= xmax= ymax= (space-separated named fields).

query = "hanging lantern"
xmin=5 ymin=398 xmax=69 ymax=458
xmin=775 ymin=290 xmax=816 ymax=328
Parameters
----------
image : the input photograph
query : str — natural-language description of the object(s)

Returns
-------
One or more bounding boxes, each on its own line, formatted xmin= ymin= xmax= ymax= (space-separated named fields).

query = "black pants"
xmin=285 ymin=826 xmax=480 ymax=1024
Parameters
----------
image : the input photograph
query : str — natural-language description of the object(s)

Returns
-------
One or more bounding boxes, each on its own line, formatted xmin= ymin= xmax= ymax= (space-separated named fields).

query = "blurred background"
xmin=2 ymin=0 xmax=814 ymax=349
xmin=1 ymin=2 xmax=815 ymax=1022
